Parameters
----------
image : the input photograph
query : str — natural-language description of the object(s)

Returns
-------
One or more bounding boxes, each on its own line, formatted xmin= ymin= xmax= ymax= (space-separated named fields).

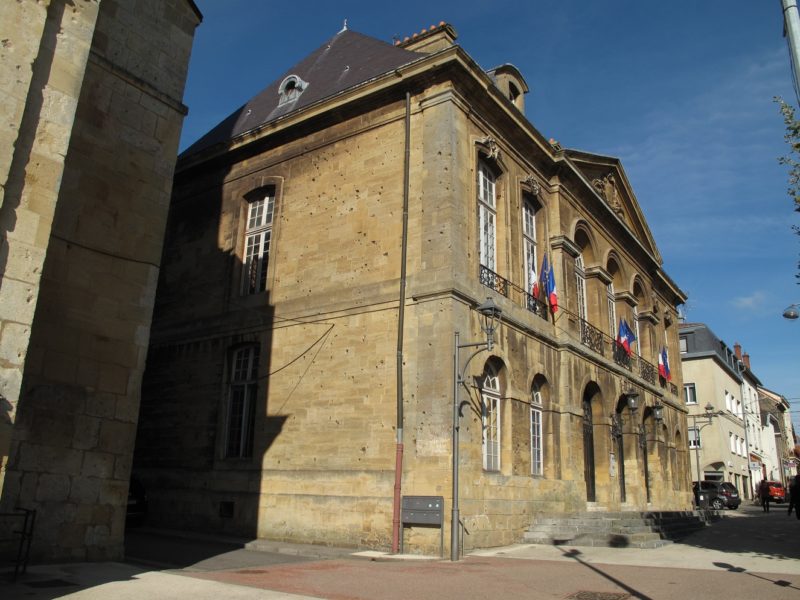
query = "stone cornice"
xmin=584 ymin=265 xmax=612 ymax=284
xmin=550 ymin=235 xmax=580 ymax=258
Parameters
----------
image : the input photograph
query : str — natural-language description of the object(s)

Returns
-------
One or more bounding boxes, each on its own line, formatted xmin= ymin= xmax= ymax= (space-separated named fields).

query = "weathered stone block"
xmin=82 ymin=451 xmax=115 ymax=479
xmin=35 ymin=472 xmax=71 ymax=502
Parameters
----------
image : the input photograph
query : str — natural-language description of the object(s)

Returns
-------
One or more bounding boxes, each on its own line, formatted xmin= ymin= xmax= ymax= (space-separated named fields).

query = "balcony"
xmin=578 ymin=316 xmax=672 ymax=393
xmin=479 ymin=265 xmax=548 ymax=321
xmin=477 ymin=265 xmax=676 ymax=397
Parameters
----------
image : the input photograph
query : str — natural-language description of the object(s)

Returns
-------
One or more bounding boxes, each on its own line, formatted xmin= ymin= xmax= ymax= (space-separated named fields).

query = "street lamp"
xmin=783 ymin=304 xmax=799 ymax=320
xmin=451 ymin=297 xmax=502 ymax=561
xmin=690 ymin=403 xmax=718 ymax=495
xmin=653 ymin=402 xmax=664 ymax=423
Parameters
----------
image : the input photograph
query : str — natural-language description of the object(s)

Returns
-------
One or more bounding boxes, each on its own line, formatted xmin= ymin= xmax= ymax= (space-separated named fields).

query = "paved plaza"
xmin=3 ymin=503 xmax=799 ymax=600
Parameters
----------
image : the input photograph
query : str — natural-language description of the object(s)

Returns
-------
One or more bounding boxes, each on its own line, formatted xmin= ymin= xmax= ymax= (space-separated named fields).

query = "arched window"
xmin=242 ymin=188 xmax=275 ymax=295
xmin=226 ymin=345 xmax=259 ymax=458
xmin=530 ymin=380 xmax=543 ymax=476
xmin=481 ymin=364 xmax=501 ymax=471
xmin=632 ymin=303 xmax=641 ymax=356
xmin=607 ymin=281 xmax=616 ymax=336
xmin=278 ymin=74 xmax=308 ymax=106
xmin=575 ymin=255 xmax=588 ymax=323
xmin=478 ymin=161 xmax=497 ymax=272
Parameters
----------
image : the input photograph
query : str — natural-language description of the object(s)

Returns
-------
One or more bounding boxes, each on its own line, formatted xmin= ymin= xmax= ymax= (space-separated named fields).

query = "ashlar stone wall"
xmin=0 ymin=0 xmax=199 ymax=562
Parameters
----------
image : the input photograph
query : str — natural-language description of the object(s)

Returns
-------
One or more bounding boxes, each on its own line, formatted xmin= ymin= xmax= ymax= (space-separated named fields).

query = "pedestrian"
xmin=788 ymin=477 xmax=799 ymax=519
xmin=759 ymin=479 xmax=771 ymax=513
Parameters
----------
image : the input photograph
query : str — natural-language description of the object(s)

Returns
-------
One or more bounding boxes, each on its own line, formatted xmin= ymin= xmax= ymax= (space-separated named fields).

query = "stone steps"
xmin=522 ymin=510 xmax=715 ymax=549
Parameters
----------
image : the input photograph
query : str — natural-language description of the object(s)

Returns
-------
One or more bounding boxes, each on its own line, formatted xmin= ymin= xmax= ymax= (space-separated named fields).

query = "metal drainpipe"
xmin=391 ymin=91 xmax=411 ymax=554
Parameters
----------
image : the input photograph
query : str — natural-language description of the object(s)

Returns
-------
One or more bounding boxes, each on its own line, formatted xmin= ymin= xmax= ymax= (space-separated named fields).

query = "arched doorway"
xmin=582 ymin=383 xmax=602 ymax=502
xmin=613 ymin=395 xmax=633 ymax=503
xmin=640 ymin=409 xmax=653 ymax=504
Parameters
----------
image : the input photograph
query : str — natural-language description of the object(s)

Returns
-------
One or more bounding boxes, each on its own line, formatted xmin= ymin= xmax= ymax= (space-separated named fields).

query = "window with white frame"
xmin=530 ymin=382 xmax=543 ymax=476
xmin=632 ymin=304 xmax=641 ymax=355
xmin=729 ymin=432 xmax=735 ymax=454
xmin=522 ymin=195 xmax=537 ymax=296
xmin=688 ymin=427 xmax=700 ymax=449
xmin=478 ymin=161 xmax=497 ymax=272
xmin=683 ymin=383 xmax=697 ymax=405
xmin=679 ymin=336 xmax=687 ymax=353
xmin=481 ymin=366 xmax=501 ymax=472
xmin=725 ymin=391 xmax=731 ymax=413
xmin=575 ymin=255 xmax=588 ymax=322
xmin=242 ymin=190 xmax=275 ymax=295
xmin=226 ymin=345 xmax=259 ymax=458
xmin=606 ymin=282 xmax=616 ymax=336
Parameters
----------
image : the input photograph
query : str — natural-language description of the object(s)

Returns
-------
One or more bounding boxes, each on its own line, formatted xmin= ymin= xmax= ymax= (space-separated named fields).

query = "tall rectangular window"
xmin=530 ymin=387 xmax=543 ymax=476
xmin=482 ymin=394 xmax=500 ymax=471
xmin=683 ymin=383 xmax=697 ymax=405
xmin=688 ymin=427 xmax=700 ymax=449
xmin=226 ymin=346 xmax=259 ymax=458
xmin=522 ymin=195 xmax=537 ymax=294
xmin=575 ymin=255 xmax=587 ymax=322
xmin=478 ymin=162 xmax=496 ymax=271
xmin=607 ymin=283 xmax=616 ymax=336
xmin=242 ymin=191 xmax=275 ymax=294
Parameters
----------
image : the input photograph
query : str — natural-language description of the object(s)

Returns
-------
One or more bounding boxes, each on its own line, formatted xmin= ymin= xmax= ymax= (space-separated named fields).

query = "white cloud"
xmin=731 ymin=291 xmax=768 ymax=309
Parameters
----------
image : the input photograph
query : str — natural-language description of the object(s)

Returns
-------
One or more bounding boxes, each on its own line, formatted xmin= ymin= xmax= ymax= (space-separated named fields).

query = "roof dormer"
xmin=487 ymin=64 xmax=529 ymax=114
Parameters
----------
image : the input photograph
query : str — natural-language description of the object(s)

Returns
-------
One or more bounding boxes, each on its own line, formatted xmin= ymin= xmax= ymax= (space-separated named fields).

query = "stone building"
xmin=136 ymin=23 xmax=689 ymax=555
xmin=0 ymin=0 xmax=200 ymax=561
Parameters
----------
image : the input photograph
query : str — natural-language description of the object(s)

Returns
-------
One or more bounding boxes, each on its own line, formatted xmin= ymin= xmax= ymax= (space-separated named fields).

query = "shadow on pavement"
xmin=2 ymin=561 xmax=145 ymax=600
xmin=559 ymin=547 xmax=654 ymax=600
xmin=677 ymin=504 xmax=800 ymax=561
xmin=712 ymin=561 xmax=800 ymax=592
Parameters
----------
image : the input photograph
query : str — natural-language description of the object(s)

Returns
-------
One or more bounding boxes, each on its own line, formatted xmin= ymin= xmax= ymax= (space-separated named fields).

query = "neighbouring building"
xmin=677 ymin=323 xmax=796 ymax=500
xmin=735 ymin=344 xmax=765 ymax=498
xmin=757 ymin=386 xmax=796 ymax=485
xmin=135 ymin=23 xmax=690 ymax=555
xmin=0 ymin=0 xmax=201 ymax=561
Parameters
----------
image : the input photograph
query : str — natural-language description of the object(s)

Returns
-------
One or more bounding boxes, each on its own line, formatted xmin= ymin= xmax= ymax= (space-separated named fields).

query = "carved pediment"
xmin=563 ymin=148 xmax=662 ymax=264
xmin=592 ymin=173 xmax=625 ymax=219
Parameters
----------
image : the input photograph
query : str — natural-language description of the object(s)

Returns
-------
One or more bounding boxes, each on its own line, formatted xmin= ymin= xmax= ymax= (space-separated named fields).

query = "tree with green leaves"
xmin=776 ymin=96 xmax=800 ymax=282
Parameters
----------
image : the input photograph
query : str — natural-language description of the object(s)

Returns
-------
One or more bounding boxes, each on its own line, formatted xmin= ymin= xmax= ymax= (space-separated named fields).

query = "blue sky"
xmin=180 ymin=1 xmax=800 ymax=430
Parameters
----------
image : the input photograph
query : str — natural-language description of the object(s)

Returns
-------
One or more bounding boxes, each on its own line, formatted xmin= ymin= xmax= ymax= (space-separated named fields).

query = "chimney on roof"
xmin=743 ymin=352 xmax=751 ymax=370
xmin=396 ymin=22 xmax=457 ymax=53
xmin=734 ymin=342 xmax=742 ymax=360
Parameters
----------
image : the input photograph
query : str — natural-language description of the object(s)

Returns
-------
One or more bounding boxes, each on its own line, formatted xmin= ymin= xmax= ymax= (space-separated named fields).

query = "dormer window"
xmin=278 ymin=75 xmax=308 ymax=106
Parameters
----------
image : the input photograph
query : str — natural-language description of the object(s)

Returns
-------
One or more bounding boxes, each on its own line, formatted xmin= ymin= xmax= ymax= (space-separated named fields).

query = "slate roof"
xmin=182 ymin=29 xmax=426 ymax=157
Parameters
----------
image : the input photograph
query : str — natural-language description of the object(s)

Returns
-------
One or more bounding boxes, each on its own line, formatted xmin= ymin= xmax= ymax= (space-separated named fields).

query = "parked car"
xmin=692 ymin=480 xmax=741 ymax=510
xmin=764 ymin=480 xmax=786 ymax=503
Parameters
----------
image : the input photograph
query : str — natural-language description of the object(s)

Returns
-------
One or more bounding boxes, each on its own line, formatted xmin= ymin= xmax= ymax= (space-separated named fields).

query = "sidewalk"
xmin=2 ymin=504 xmax=799 ymax=600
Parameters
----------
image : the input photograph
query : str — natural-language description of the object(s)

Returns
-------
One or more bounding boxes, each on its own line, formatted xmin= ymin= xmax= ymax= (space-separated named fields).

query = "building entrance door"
xmin=583 ymin=399 xmax=596 ymax=502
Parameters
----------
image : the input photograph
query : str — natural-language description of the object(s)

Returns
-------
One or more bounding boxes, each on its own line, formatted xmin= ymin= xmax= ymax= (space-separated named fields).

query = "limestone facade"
xmin=0 ymin=0 xmax=200 ymax=561
xmin=137 ymin=24 xmax=690 ymax=555
xmin=679 ymin=323 xmax=752 ymax=495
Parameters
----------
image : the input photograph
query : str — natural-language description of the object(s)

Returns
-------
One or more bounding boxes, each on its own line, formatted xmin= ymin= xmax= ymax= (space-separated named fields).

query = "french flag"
xmin=547 ymin=264 xmax=558 ymax=312
xmin=617 ymin=319 xmax=636 ymax=356
xmin=658 ymin=347 xmax=671 ymax=381
xmin=544 ymin=254 xmax=558 ymax=313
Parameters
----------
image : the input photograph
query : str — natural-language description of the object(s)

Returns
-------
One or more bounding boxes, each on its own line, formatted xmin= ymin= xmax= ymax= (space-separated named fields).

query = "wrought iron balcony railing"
xmin=577 ymin=317 xmax=671 ymax=395
xmin=477 ymin=266 xmax=675 ymax=397
xmin=479 ymin=265 xmax=549 ymax=321
xmin=479 ymin=265 xmax=509 ymax=297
